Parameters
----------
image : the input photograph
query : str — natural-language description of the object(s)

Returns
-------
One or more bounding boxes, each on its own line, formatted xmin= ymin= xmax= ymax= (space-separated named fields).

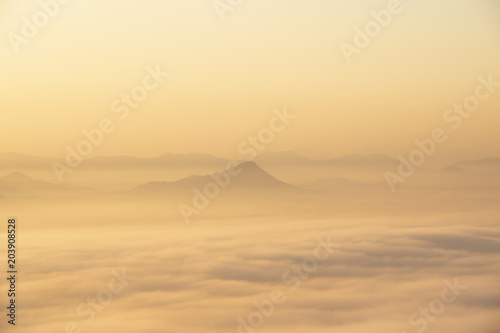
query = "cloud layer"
xmin=1 ymin=217 xmax=499 ymax=333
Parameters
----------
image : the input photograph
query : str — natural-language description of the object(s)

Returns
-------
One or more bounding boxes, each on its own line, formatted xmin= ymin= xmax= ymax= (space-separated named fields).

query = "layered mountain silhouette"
xmin=0 ymin=152 xmax=228 ymax=170
xmin=255 ymin=151 xmax=400 ymax=169
xmin=0 ymin=152 xmax=56 ymax=169
xmin=453 ymin=158 xmax=500 ymax=173
xmin=2 ymin=151 xmax=500 ymax=199
xmin=3 ymin=150 xmax=499 ymax=175
xmin=0 ymin=172 xmax=93 ymax=199
xmin=439 ymin=165 xmax=468 ymax=174
xmin=1 ymin=151 xmax=499 ymax=221
xmin=0 ymin=161 xmax=302 ymax=202
xmin=87 ymin=153 xmax=229 ymax=170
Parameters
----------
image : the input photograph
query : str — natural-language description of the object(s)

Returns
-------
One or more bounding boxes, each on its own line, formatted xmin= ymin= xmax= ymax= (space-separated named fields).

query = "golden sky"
xmin=1 ymin=4 xmax=500 ymax=333
xmin=1 ymin=0 xmax=499 ymax=159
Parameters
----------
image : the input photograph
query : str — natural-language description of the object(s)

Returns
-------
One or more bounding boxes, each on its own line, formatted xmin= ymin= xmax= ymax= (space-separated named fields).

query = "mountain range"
xmin=0 ymin=151 xmax=499 ymax=200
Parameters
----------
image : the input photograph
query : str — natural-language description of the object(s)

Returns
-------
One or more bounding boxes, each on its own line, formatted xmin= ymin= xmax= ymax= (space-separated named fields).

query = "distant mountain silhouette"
xmin=0 ymin=152 xmax=58 ymax=169
xmin=439 ymin=166 xmax=468 ymax=174
xmin=0 ymin=152 xmax=229 ymax=171
xmin=133 ymin=161 xmax=299 ymax=196
xmin=0 ymin=172 xmax=93 ymax=199
xmin=255 ymin=151 xmax=399 ymax=170
xmin=87 ymin=153 xmax=229 ymax=169
xmin=453 ymin=158 xmax=500 ymax=173
xmin=254 ymin=151 xmax=311 ymax=164
xmin=422 ymin=149 xmax=492 ymax=170
xmin=0 ymin=152 xmax=232 ymax=186
xmin=7 ymin=151 xmax=500 ymax=175
xmin=324 ymin=153 xmax=399 ymax=168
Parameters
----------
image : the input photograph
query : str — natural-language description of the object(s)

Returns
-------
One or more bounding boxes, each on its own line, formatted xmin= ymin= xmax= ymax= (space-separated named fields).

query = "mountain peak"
xmin=236 ymin=160 xmax=261 ymax=169
xmin=135 ymin=160 xmax=298 ymax=194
